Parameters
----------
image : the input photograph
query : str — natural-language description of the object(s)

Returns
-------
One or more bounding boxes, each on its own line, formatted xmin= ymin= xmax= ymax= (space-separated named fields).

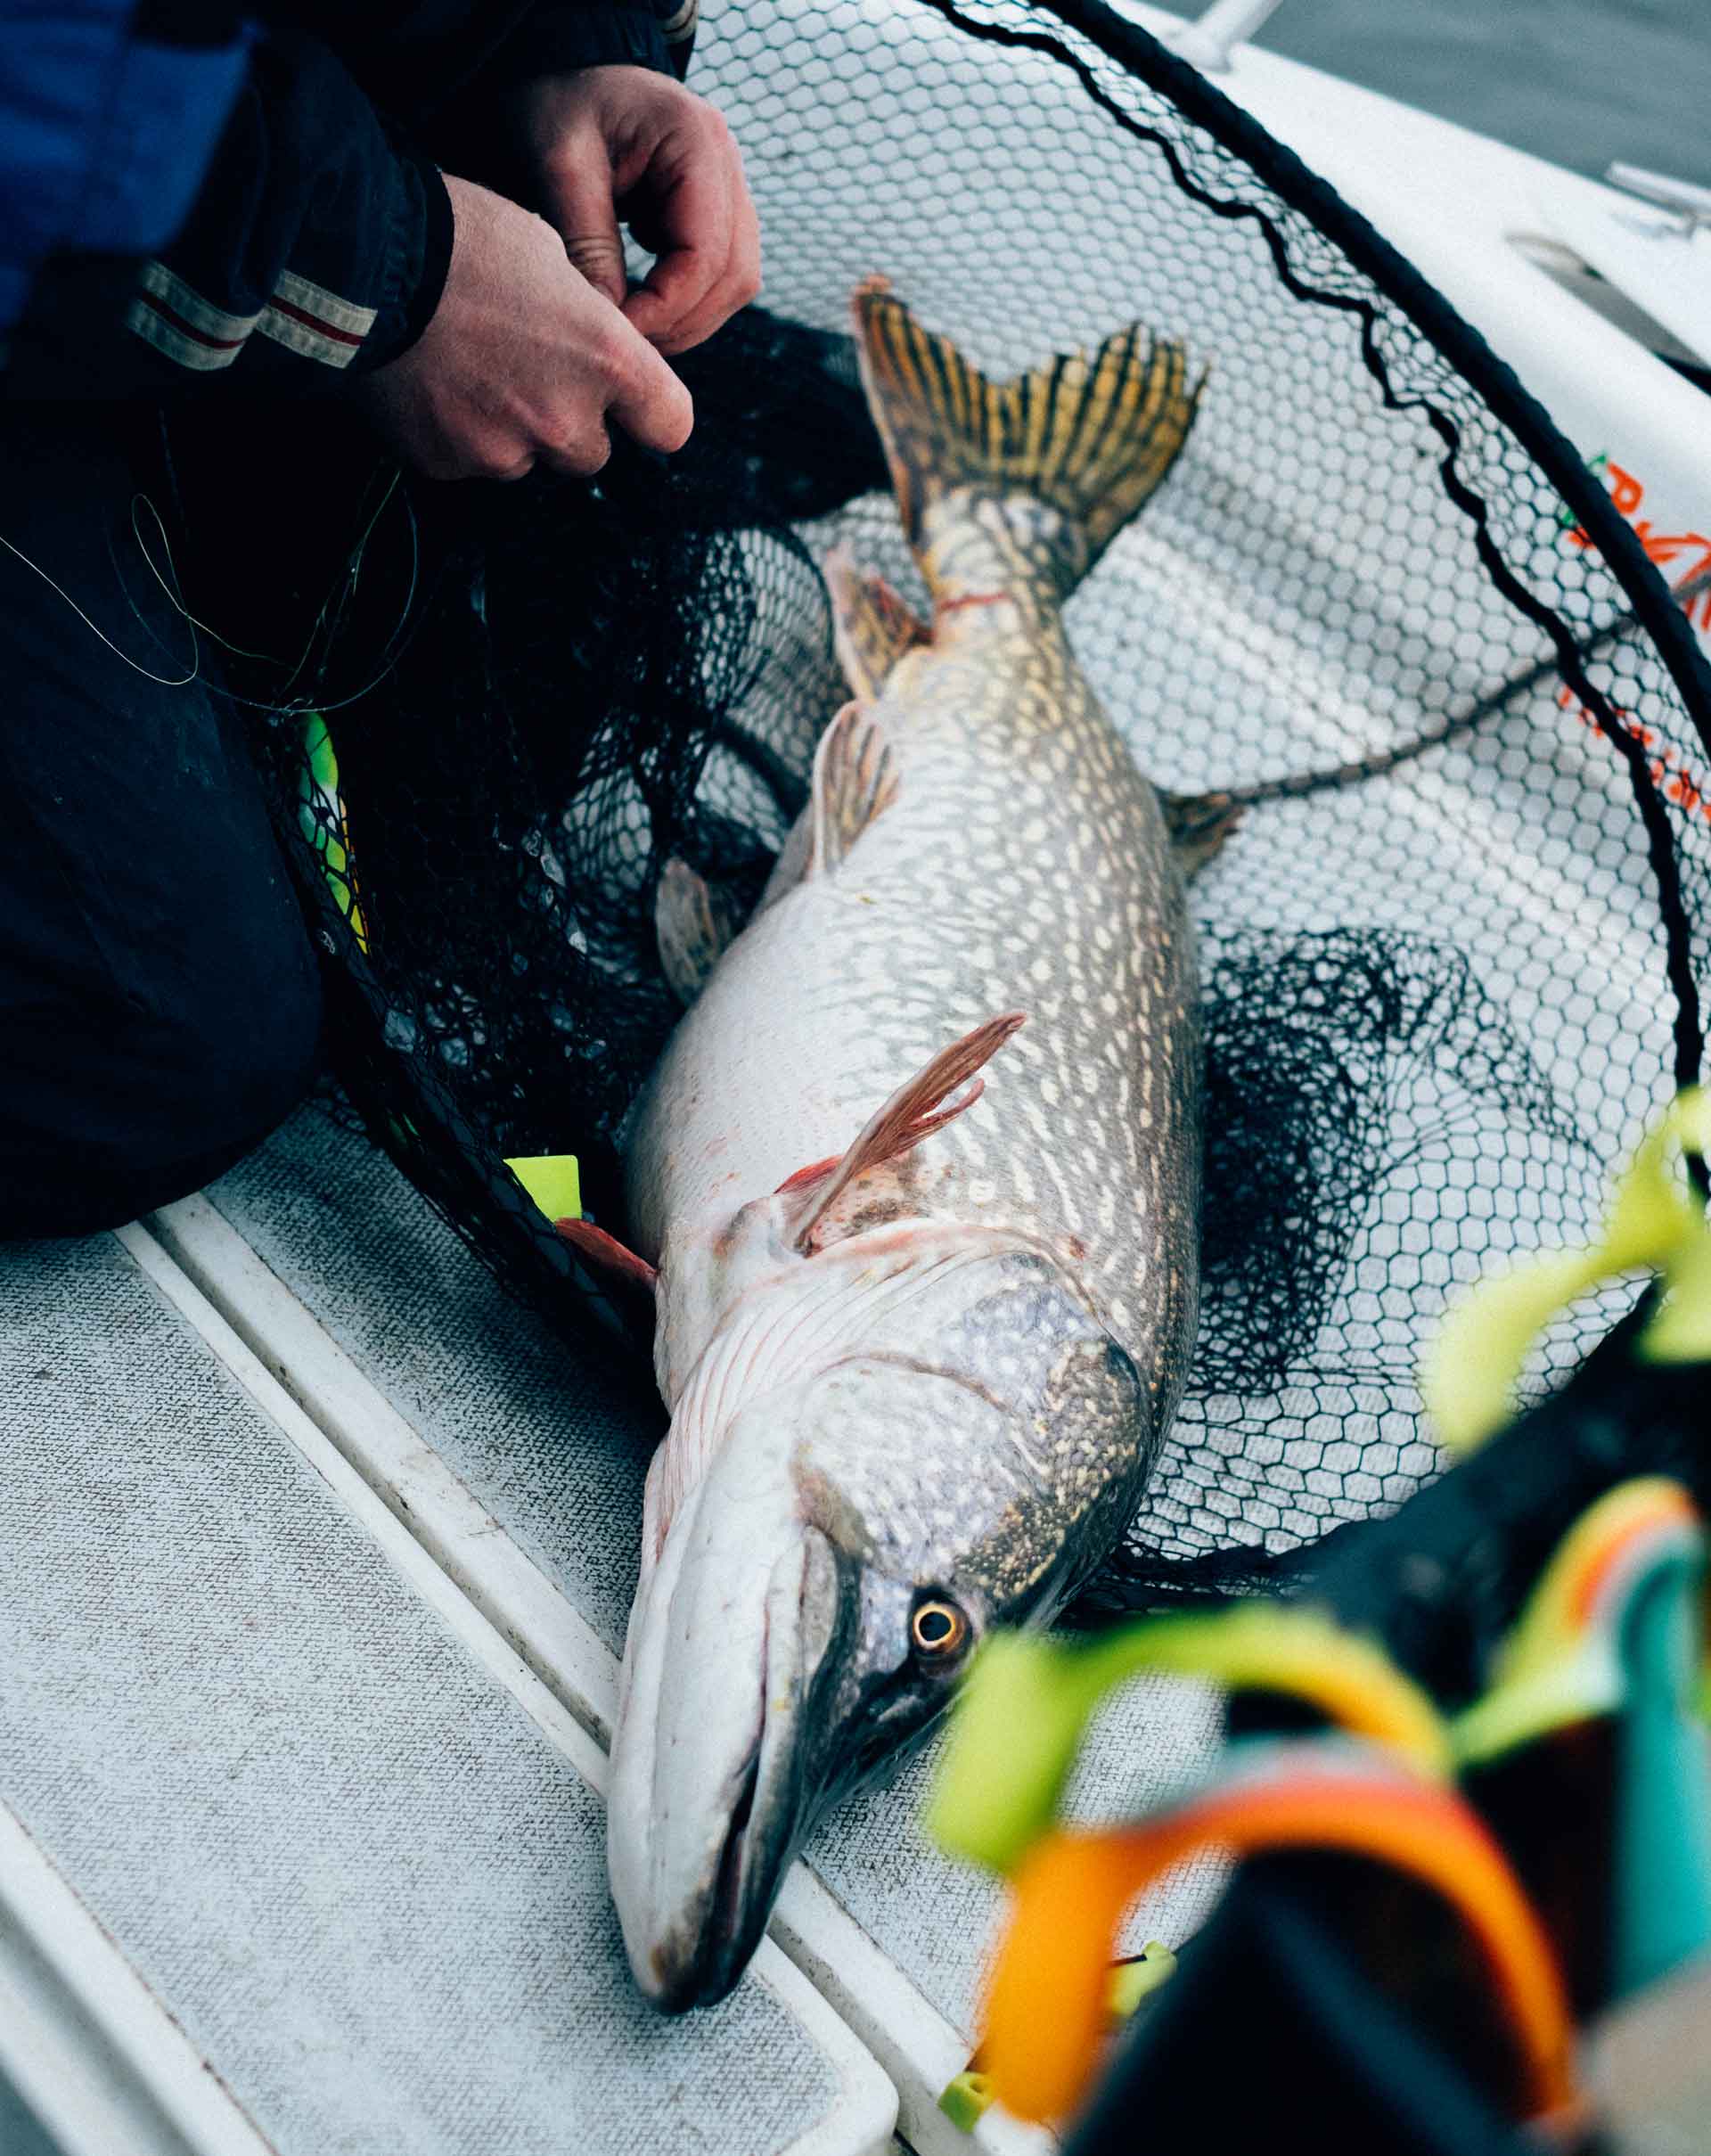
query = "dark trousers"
xmin=0 ymin=406 xmax=322 ymax=1235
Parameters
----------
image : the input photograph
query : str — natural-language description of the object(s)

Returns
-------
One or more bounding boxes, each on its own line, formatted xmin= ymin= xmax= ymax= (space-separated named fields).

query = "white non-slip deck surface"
xmin=209 ymin=1110 xmax=1229 ymax=2042
xmin=0 ymin=1234 xmax=883 ymax=2156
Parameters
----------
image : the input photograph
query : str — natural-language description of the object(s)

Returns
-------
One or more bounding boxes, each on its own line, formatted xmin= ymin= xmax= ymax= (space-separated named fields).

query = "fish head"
xmin=607 ymin=1243 xmax=1151 ymax=2009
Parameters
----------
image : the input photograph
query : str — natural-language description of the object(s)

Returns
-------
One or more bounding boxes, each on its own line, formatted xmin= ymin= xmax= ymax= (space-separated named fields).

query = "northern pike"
xmin=564 ymin=280 xmax=1225 ymax=2008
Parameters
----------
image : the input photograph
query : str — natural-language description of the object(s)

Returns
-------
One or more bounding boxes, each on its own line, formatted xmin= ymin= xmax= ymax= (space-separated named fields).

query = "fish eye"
xmin=910 ymin=1596 xmax=970 ymax=1660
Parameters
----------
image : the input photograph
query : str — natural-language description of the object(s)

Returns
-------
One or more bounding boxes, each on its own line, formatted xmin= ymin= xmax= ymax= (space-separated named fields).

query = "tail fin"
xmin=853 ymin=276 xmax=1205 ymax=597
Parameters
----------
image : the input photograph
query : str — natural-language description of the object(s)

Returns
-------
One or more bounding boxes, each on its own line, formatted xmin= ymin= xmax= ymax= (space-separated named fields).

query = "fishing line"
xmin=1220 ymin=563 xmax=1711 ymax=809
xmin=715 ymin=560 xmax=1711 ymax=852
xmin=125 ymin=468 xmax=422 ymax=720
xmin=300 ymin=479 xmax=422 ymax=717
xmin=257 ymin=465 xmax=414 ymax=705
xmin=127 ymin=491 xmax=296 ymax=670
xmin=0 ymin=525 xmax=199 ymax=687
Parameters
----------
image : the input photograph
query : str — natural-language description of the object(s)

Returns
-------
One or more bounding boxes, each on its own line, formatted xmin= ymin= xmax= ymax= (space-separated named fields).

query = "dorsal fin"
xmin=787 ymin=1012 xmax=1027 ymax=1254
xmin=825 ymin=546 xmax=930 ymax=699
xmin=810 ymin=699 xmax=900 ymax=875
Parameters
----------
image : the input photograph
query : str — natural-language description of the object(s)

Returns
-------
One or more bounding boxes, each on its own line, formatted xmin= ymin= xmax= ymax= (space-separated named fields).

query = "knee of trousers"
xmin=0 ymin=939 xmax=324 ymax=1236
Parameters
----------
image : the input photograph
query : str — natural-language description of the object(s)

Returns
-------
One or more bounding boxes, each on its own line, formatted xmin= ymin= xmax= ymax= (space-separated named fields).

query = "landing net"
xmin=176 ymin=0 xmax=1711 ymax=1606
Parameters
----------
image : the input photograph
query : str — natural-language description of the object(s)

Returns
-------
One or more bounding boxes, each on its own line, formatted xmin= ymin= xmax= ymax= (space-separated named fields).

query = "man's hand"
xmin=514 ymin=66 xmax=761 ymax=357
xmin=354 ymin=174 xmax=693 ymax=480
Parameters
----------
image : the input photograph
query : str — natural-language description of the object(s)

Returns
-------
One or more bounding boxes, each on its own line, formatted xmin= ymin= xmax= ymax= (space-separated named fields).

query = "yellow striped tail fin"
xmin=853 ymin=275 xmax=1206 ymax=598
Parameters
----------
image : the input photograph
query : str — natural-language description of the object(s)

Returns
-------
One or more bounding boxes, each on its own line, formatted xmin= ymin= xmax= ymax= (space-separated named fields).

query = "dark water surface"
xmin=1221 ymin=0 xmax=1711 ymax=190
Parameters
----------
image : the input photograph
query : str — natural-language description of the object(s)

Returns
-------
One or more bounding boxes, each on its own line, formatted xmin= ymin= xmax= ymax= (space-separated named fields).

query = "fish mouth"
xmin=711 ymin=1744 xmax=763 ymax=1947
xmin=608 ymin=1504 xmax=840 ymax=2012
xmin=644 ymin=1655 xmax=795 ymax=2011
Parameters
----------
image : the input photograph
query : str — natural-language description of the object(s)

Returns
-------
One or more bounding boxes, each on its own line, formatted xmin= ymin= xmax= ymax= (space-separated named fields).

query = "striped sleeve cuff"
xmin=128 ymin=258 xmax=377 ymax=373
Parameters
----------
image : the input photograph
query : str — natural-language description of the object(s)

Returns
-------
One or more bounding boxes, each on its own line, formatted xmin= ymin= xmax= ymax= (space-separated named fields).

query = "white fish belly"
xmin=625 ymin=631 xmax=1201 ymax=1386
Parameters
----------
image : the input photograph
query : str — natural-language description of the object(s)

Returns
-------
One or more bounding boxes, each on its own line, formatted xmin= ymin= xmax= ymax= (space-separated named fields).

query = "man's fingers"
xmin=623 ymin=120 xmax=759 ymax=357
xmin=600 ymin=323 xmax=695 ymax=455
xmin=619 ymin=129 xmax=733 ymax=348
xmin=644 ymin=171 xmax=761 ymax=357
xmin=541 ymin=137 xmax=627 ymax=307
xmin=458 ymin=439 xmax=536 ymax=482
xmin=730 ymin=181 xmax=762 ymax=310
xmin=540 ymin=420 xmax=614 ymax=479
xmin=352 ymin=168 xmax=697 ymax=485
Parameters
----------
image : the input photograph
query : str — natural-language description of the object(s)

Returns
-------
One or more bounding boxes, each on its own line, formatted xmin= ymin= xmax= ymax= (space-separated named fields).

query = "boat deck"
xmin=0 ymin=1108 xmax=1227 ymax=2156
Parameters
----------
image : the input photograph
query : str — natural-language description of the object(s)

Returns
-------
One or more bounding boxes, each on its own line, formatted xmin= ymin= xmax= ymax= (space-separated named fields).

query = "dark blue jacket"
xmin=1 ymin=0 xmax=693 ymax=394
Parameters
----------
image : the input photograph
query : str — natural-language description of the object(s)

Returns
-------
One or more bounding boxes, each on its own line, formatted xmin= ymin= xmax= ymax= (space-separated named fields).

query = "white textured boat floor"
xmin=209 ymin=1110 xmax=1229 ymax=2041
xmin=0 ymin=1234 xmax=877 ymax=2156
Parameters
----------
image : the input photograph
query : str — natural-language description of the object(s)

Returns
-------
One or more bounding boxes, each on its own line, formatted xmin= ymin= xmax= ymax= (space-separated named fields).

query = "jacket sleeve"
xmin=5 ymin=26 xmax=454 ymax=396
xmin=283 ymin=1 xmax=694 ymax=130
xmin=473 ymin=2 xmax=697 ymax=86
xmin=4 ymin=1 xmax=694 ymax=398
xmin=0 ymin=3 xmax=251 ymax=344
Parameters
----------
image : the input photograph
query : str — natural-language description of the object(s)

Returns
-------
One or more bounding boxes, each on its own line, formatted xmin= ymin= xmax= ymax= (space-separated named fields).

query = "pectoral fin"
xmin=810 ymin=699 xmax=901 ymax=875
xmin=826 ymin=545 xmax=929 ymax=699
xmin=655 ymin=857 xmax=740 ymax=1004
xmin=787 ymin=1012 xmax=1027 ymax=1253
xmin=554 ymin=1216 xmax=659 ymax=1298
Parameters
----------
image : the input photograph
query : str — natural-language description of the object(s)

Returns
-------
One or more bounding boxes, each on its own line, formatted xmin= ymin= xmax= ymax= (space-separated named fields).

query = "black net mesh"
xmin=174 ymin=0 xmax=1711 ymax=1608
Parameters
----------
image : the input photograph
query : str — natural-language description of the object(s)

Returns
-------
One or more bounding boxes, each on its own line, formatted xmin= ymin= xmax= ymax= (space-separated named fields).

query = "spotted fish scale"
xmin=602 ymin=280 xmax=1220 ymax=2010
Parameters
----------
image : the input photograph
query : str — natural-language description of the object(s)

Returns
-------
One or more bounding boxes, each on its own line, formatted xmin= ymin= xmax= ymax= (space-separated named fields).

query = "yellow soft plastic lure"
xmin=929 ymin=1603 xmax=1450 ymax=1878
xmin=938 ymin=1944 xmax=1177 ymax=2134
xmin=1420 ymin=1089 xmax=1711 ymax=1453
